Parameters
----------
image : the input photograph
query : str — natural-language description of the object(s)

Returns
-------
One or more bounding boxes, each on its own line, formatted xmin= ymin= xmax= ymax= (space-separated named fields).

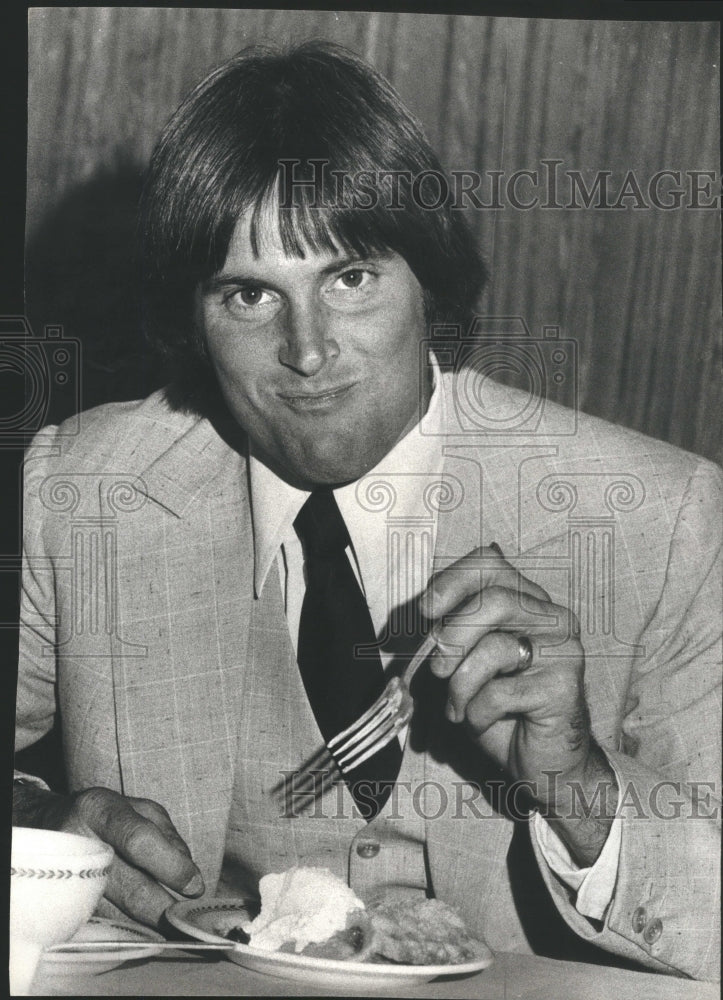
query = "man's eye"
xmin=340 ymin=270 xmax=364 ymax=288
xmin=333 ymin=269 xmax=374 ymax=291
xmin=220 ymin=285 xmax=279 ymax=322
xmin=233 ymin=287 xmax=269 ymax=306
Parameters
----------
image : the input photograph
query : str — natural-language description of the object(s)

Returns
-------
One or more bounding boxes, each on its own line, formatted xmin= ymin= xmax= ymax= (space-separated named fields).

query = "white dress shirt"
xmin=249 ymin=354 xmax=622 ymax=922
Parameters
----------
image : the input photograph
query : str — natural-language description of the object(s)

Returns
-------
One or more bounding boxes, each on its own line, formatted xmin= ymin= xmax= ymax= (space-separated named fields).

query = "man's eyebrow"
xmin=314 ymin=252 xmax=395 ymax=278
xmin=201 ymin=251 xmax=394 ymax=293
xmin=324 ymin=251 xmax=395 ymax=272
xmin=202 ymin=273 xmax=261 ymax=294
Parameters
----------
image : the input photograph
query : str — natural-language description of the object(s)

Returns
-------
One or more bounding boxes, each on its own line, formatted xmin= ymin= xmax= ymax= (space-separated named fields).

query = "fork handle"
xmin=401 ymin=633 xmax=438 ymax=687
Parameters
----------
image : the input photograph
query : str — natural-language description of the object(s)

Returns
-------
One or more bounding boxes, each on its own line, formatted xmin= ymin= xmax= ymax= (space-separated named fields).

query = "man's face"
xmin=196 ymin=208 xmax=430 ymax=488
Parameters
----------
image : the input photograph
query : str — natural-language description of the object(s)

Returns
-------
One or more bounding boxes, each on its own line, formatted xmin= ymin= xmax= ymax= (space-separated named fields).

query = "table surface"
xmin=29 ymin=948 xmax=719 ymax=999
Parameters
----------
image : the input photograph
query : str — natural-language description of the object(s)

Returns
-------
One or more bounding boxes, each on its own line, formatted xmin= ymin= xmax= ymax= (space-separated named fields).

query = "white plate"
xmin=166 ymin=897 xmax=494 ymax=991
xmin=40 ymin=916 xmax=165 ymax=974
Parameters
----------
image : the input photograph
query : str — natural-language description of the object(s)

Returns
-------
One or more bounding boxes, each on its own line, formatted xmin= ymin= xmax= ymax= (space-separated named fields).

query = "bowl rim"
xmin=11 ymin=826 xmax=114 ymax=865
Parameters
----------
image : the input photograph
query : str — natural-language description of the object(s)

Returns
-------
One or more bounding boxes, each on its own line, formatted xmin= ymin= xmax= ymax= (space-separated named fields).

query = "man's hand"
xmin=419 ymin=544 xmax=618 ymax=866
xmin=13 ymin=783 xmax=205 ymax=927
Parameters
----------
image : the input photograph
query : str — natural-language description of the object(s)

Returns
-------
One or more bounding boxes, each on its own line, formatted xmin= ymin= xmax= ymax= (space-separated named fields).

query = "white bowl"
xmin=10 ymin=826 xmax=114 ymax=994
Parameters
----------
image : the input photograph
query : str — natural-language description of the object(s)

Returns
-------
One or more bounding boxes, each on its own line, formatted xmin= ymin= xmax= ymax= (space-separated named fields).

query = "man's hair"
xmin=140 ymin=41 xmax=487 ymax=411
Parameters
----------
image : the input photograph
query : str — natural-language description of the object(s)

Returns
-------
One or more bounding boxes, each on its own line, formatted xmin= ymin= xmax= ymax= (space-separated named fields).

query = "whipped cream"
xmin=245 ymin=866 xmax=365 ymax=953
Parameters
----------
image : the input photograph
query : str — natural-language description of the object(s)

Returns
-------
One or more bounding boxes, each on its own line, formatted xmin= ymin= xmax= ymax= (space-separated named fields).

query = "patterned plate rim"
xmin=167 ymin=897 xmax=494 ymax=977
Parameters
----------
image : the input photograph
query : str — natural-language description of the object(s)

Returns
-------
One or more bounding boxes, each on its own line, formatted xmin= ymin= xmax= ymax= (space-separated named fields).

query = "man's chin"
xmin=267 ymin=448 xmax=378 ymax=491
xmin=284 ymin=460 xmax=368 ymax=491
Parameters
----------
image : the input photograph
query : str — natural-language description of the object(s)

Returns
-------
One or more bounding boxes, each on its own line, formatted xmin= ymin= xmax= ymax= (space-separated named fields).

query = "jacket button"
xmin=356 ymin=841 xmax=380 ymax=859
xmin=631 ymin=906 xmax=647 ymax=933
xmin=643 ymin=918 xmax=663 ymax=944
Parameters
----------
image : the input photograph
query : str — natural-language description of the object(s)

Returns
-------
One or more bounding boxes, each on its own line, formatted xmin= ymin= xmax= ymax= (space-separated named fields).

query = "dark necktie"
xmin=294 ymin=489 xmax=402 ymax=819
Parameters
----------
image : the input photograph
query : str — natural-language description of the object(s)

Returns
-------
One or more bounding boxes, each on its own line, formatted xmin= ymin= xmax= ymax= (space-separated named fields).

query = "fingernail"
xmin=182 ymin=872 xmax=205 ymax=896
xmin=445 ymin=700 xmax=458 ymax=723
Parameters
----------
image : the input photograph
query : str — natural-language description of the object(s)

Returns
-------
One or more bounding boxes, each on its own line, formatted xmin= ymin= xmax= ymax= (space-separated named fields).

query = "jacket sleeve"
xmin=531 ymin=458 xmax=722 ymax=981
xmin=15 ymin=428 xmax=62 ymax=754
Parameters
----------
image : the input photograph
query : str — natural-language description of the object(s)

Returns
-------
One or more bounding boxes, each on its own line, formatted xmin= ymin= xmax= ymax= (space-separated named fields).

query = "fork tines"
xmin=271 ymin=638 xmax=433 ymax=813
xmin=328 ymin=677 xmax=414 ymax=774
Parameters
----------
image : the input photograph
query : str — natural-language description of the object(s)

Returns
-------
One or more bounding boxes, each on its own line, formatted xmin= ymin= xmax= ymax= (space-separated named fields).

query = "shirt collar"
xmin=249 ymin=352 xmax=446 ymax=596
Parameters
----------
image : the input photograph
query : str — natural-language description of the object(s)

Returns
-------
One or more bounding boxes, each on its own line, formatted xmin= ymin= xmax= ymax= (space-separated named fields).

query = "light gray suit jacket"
xmin=17 ymin=373 xmax=721 ymax=980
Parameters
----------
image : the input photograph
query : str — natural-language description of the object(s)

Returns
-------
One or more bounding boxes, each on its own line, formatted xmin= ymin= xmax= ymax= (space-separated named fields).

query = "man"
xmin=14 ymin=42 xmax=721 ymax=979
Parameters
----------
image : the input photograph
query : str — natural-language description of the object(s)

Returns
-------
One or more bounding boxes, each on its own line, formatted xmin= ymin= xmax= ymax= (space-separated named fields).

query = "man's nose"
xmin=277 ymin=304 xmax=339 ymax=376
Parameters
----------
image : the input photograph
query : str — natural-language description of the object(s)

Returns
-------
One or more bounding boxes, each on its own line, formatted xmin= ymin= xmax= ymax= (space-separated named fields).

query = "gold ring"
xmin=517 ymin=636 xmax=534 ymax=671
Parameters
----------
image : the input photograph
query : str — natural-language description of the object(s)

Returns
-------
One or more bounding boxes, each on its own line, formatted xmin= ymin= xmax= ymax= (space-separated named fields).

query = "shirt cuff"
xmin=531 ymin=809 xmax=622 ymax=922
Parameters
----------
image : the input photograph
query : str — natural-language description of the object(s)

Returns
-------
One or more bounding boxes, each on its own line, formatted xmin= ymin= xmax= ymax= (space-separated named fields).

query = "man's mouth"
xmin=278 ymin=382 xmax=357 ymax=410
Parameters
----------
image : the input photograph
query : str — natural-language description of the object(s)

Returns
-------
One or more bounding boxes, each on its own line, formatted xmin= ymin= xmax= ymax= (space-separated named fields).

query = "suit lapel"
xmin=111 ymin=413 xmax=252 ymax=888
xmin=135 ymin=411 xmax=247 ymax=517
xmin=434 ymin=372 xmax=565 ymax=562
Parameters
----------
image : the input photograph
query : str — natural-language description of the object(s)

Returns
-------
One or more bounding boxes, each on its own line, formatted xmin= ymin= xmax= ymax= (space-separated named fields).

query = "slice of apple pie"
xmin=367 ymin=897 xmax=489 ymax=965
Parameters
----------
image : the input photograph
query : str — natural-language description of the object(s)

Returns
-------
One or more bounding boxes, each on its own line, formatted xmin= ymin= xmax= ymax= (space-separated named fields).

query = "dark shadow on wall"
xmin=25 ymin=163 xmax=165 ymax=428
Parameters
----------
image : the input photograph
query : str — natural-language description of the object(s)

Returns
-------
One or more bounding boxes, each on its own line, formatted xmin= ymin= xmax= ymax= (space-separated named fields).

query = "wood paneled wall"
xmin=26 ymin=8 xmax=721 ymax=461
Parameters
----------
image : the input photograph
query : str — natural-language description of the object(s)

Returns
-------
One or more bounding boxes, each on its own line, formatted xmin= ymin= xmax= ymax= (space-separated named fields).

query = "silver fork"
xmin=271 ymin=634 xmax=436 ymax=816
xmin=271 ymin=634 xmax=437 ymax=811
xmin=327 ymin=632 xmax=437 ymax=773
